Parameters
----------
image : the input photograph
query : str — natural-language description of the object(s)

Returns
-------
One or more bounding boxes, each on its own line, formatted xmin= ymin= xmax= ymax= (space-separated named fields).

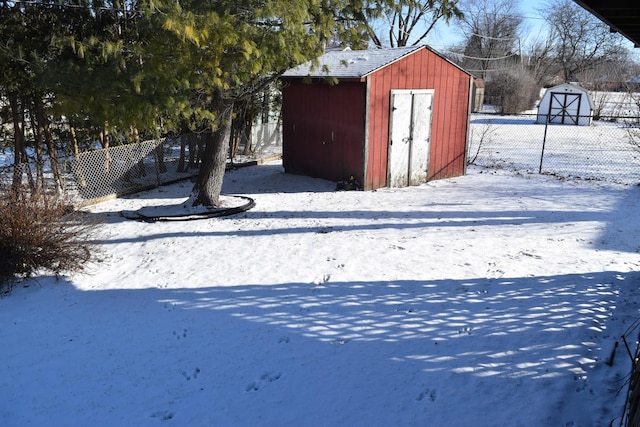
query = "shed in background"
xmin=472 ymin=78 xmax=485 ymax=112
xmin=536 ymin=83 xmax=594 ymax=126
xmin=281 ymin=46 xmax=473 ymax=190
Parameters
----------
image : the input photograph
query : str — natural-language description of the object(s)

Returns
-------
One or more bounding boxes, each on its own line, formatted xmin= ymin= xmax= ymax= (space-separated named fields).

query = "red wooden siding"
xmin=282 ymin=81 xmax=366 ymax=183
xmin=364 ymin=48 xmax=471 ymax=189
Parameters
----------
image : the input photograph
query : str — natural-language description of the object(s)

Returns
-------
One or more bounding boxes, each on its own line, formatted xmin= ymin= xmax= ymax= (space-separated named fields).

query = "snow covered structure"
xmin=536 ymin=83 xmax=594 ymax=126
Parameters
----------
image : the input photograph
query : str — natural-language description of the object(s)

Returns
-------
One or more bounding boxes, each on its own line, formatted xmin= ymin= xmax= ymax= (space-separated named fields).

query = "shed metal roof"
xmin=282 ymin=45 xmax=469 ymax=79
xmin=544 ymin=83 xmax=595 ymax=109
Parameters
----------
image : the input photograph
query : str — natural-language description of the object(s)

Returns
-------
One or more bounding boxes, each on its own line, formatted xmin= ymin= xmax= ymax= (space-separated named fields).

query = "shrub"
xmin=486 ymin=68 xmax=540 ymax=114
xmin=0 ymin=189 xmax=96 ymax=293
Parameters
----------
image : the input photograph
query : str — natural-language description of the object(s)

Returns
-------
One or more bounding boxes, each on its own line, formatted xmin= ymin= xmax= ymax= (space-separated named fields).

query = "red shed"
xmin=281 ymin=46 xmax=473 ymax=190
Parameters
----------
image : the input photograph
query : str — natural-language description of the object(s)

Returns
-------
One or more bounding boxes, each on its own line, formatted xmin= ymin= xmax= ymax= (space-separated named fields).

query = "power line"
xmin=459 ymin=52 xmax=519 ymax=61
xmin=467 ymin=32 xmax=519 ymax=42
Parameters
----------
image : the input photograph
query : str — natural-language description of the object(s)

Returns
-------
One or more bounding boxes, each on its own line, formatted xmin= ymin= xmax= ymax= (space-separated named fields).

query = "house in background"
xmin=536 ymin=83 xmax=594 ymax=126
xmin=280 ymin=46 xmax=474 ymax=190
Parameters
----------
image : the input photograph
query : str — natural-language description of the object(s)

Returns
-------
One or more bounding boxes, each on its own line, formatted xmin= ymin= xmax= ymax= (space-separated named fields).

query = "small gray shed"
xmin=536 ymin=83 xmax=594 ymax=126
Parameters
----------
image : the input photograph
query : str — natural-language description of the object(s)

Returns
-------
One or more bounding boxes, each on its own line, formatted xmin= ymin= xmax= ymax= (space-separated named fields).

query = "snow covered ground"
xmin=2 ymin=161 xmax=640 ymax=426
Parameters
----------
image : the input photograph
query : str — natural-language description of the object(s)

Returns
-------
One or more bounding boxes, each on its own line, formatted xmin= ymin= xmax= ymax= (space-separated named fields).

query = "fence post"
xmin=153 ymin=139 xmax=162 ymax=186
xmin=539 ymin=112 xmax=550 ymax=174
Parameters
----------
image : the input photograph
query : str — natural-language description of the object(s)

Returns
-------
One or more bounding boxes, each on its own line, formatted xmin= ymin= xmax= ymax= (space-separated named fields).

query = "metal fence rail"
xmin=468 ymin=113 xmax=640 ymax=184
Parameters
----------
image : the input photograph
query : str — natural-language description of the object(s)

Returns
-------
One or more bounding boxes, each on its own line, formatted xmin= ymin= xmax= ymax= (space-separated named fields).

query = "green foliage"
xmin=142 ymin=0 xmax=367 ymax=130
xmin=0 ymin=0 xmax=368 ymax=140
xmin=0 ymin=0 xmax=370 ymax=205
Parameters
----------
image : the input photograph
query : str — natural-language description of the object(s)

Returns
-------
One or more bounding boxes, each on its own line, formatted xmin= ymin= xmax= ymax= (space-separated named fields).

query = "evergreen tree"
xmin=2 ymin=0 xmax=367 ymax=206
xmin=139 ymin=0 xmax=367 ymax=207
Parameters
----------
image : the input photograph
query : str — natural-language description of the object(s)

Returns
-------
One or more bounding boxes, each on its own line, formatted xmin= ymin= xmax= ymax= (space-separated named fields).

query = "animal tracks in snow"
xmin=150 ymin=410 xmax=174 ymax=421
xmin=486 ymin=261 xmax=505 ymax=279
xmin=458 ymin=326 xmax=473 ymax=335
xmin=326 ymin=256 xmax=345 ymax=269
xmin=416 ymin=388 xmax=437 ymax=402
xmin=246 ymin=371 xmax=282 ymax=392
xmin=181 ymin=367 xmax=201 ymax=381
xmin=312 ymin=257 xmax=347 ymax=286
xmin=278 ymin=336 xmax=290 ymax=344
xmin=313 ymin=274 xmax=331 ymax=285
xmin=172 ymin=328 xmax=188 ymax=340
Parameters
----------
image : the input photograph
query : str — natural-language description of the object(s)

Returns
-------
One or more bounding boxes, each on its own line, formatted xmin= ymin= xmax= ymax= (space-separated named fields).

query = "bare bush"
xmin=0 ymin=189 xmax=97 ymax=293
xmin=468 ymin=121 xmax=496 ymax=165
xmin=589 ymin=89 xmax=610 ymax=121
xmin=486 ymin=68 xmax=539 ymax=114
xmin=626 ymin=127 xmax=640 ymax=152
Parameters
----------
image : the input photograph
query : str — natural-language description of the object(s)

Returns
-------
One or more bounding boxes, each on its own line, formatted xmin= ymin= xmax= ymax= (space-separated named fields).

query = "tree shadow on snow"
xmin=87 ymin=205 xmax=621 ymax=247
xmin=1 ymin=271 xmax=637 ymax=425
xmin=596 ymin=184 xmax=640 ymax=253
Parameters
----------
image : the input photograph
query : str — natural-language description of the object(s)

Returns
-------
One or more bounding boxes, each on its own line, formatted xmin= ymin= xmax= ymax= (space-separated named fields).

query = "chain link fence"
xmin=0 ymin=123 xmax=282 ymax=206
xmin=468 ymin=113 xmax=640 ymax=184
xmin=0 ymin=158 xmax=74 ymax=197
xmin=7 ymin=114 xmax=637 ymax=204
xmin=71 ymin=138 xmax=186 ymax=205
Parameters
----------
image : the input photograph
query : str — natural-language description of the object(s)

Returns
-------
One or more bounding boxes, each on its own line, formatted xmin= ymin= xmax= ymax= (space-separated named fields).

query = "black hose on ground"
xmin=120 ymin=195 xmax=256 ymax=222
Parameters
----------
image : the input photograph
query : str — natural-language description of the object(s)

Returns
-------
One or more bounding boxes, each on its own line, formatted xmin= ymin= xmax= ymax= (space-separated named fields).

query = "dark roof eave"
xmin=573 ymin=1 xmax=640 ymax=47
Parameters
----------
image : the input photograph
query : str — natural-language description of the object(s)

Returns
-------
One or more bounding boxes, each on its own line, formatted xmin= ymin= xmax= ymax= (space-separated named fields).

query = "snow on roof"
xmin=545 ymin=83 xmax=594 ymax=110
xmin=282 ymin=45 xmax=427 ymax=79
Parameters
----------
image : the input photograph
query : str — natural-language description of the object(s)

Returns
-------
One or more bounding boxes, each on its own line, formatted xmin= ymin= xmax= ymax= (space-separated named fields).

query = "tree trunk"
xmin=31 ymin=99 xmax=45 ymax=193
xmin=69 ymin=124 xmax=87 ymax=189
xmin=130 ymin=127 xmax=147 ymax=177
xmin=35 ymin=97 xmax=63 ymax=193
xmin=100 ymin=123 xmax=111 ymax=173
xmin=155 ymin=139 xmax=167 ymax=173
xmin=70 ymin=124 xmax=80 ymax=156
xmin=196 ymin=136 xmax=205 ymax=165
xmin=241 ymin=121 xmax=253 ymax=155
xmin=187 ymin=133 xmax=197 ymax=169
xmin=8 ymin=92 xmax=25 ymax=192
xmin=229 ymin=125 xmax=239 ymax=161
xmin=188 ymin=96 xmax=233 ymax=207
xmin=99 ymin=124 xmax=110 ymax=149
xmin=177 ymin=121 xmax=189 ymax=172
xmin=177 ymin=136 xmax=187 ymax=172
xmin=22 ymin=143 xmax=35 ymax=192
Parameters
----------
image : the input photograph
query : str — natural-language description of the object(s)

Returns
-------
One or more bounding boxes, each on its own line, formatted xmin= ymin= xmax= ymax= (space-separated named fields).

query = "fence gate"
xmin=548 ymin=92 xmax=582 ymax=125
xmin=388 ymin=89 xmax=434 ymax=187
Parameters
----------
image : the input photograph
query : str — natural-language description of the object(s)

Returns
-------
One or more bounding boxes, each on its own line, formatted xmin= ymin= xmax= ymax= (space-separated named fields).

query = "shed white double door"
xmin=388 ymin=89 xmax=434 ymax=187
